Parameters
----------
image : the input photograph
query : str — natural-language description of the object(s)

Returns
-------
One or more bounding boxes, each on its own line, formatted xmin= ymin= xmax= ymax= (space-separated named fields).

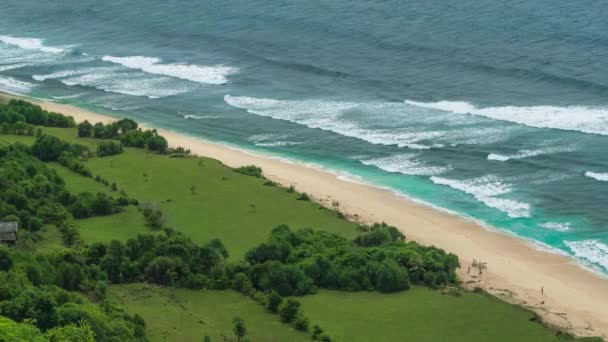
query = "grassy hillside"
xmin=0 ymin=125 xmax=596 ymax=342
xmin=299 ymin=289 xmax=572 ymax=342
xmin=109 ymin=284 xmax=310 ymax=342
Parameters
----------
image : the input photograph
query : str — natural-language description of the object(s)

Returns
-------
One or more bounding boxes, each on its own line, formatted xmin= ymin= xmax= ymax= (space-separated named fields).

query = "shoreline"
xmin=2 ymin=92 xmax=608 ymax=338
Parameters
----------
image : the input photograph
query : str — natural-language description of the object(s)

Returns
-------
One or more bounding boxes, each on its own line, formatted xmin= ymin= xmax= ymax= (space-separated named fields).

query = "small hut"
xmin=0 ymin=222 xmax=18 ymax=244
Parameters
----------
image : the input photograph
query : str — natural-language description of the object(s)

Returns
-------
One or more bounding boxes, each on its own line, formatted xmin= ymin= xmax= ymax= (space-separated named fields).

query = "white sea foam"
xmin=247 ymin=133 xmax=301 ymax=147
xmin=183 ymin=114 xmax=221 ymax=119
xmin=565 ymin=240 xmax=608 ymax=271
xmin=0 ymin=35 xmax=65 ymax=53
xmin=225 ymin=95 xmax=440 ymax=149
xmin=540 ymin=222 xmax=571 ymax=232
xmin=60 ymin=69 xmax=188 ymax=99
xmin=585 ymin=171 xmax=608 ymax=182
xmin=430 ymin=175 xmax=530 ymax=218
xmin=405 ymin=99 xmax=608 ymax=136
xmin=33 ymin=69 xmax=91 ymax=81
xmin=255 ymin=141 xmax=301 ymax=147
xmin=101 ymin=56 xmax=238 ymax=85
xmin=487 ymin=145 xmax=576 ymax=161
xmin=361 ymin=154 xmax=449 ymax=176
xmin=0 ymin=76 xmax=36 ymax=93
xmin=52 ymin=93 xmax=87 ymax=100
xmin=0 ymin=63 xmax=29 ymax=72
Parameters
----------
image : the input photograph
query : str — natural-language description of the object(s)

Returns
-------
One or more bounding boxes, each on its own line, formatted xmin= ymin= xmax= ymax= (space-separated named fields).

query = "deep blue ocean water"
xmin=1 ymin=0 xmax=607 ymax=273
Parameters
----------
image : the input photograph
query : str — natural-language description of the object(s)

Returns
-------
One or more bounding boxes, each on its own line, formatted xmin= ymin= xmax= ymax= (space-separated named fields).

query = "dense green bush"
xmin=31 ymin=134 xmax=89 ymax=162
xmin=96 ymin=141 xmax=123 ymax=157
xmin=234 ymin=165 xmax=264 ymax=178
xmin=0 ymin=99 xmax=75 ymax=128
xmin=244 ymin=224 xmax=459 ymax=295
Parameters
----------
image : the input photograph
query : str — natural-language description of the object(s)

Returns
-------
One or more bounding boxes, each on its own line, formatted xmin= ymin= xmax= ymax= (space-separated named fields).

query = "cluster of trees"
xmin=0 ymin=143 xmax=130 ymax=235
xmin=0 ymin=99 xmax=75 ymax=128
xmin=31 ymin=134 xmax=90 ymax=162
xmin=0 ymin=247 xmax=147 ymax=340
xmin=77 ymin=119 xmax=168 ymax=153
xmin=0 ymin=121 xmax=38 ymax=136
xmin=244 ymin=224 xmax=460 ymax=295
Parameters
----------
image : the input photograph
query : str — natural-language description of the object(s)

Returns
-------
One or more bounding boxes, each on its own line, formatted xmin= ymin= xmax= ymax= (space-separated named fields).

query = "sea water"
xmin=1 ymin=0 xmax=607 ymax=273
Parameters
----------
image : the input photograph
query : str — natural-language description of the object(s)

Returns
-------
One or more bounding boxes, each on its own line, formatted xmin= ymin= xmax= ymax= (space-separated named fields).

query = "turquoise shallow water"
xmin=1 ymin=0 xmax=607 ymax=273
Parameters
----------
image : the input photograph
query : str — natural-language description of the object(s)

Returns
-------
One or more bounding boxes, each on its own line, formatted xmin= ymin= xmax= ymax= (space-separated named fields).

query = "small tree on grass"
xmin=293 ymin=313 xmax=309 ymax=331
xmin=140 ymin=203 xmax=165 ymax=229
xmin=232 ymin=317 xmax=247 ymax=342
xmin=279 ymin=299 xmax=300 ymax=323
xmin=190 ymin=185 xmax=196 ymax=195
xmin=266 ymin=291 xmax=282 ymax=313
xmin=312 ymin=325 xmax=324 ymax=340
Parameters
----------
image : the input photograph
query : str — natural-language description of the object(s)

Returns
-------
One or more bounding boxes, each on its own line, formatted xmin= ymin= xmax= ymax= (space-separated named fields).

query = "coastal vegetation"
xmin=0 ymin=97 xmax=601 ymax=341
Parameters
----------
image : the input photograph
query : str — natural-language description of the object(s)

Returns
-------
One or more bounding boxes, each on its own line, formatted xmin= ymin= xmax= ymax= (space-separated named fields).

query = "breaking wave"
xmin=585 ymin=171 xmax=608 ymax=182
xmin=487 ymin=145 xmax=577 ymax=161
xmin=225 ymin=95 xmax=440 ymax=149
xmin=361 ymin=154 xmax=449 ymax=176
xmin=405 ymin=100 xmax=608 ymax=136
xmin=102 ymin=56 xmax=238 ymax=85
xmin=0 ymin=35 xmax=65 ymax=53
xmin=565 ymin=240 xmax=608 ymax=272
xmin=430 ymin=175 xmax=530 ymax=218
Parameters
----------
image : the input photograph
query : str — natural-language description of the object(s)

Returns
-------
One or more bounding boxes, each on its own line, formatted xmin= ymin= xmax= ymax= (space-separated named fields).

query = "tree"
xmin=0 ymin=248 xmax=13 ymax=271
xmin=279 ymin=299 xmax=300 ymax=323
xmin=77 ymin=121 xmax=93 ymax=137
xmin=232 ymin=273 xmax=254 ymax=295
xmin=293 ymin=314 xmax=309 ymax=331
xmin=232 ymin=317 xmax=247 ymax=342
xmin=375 ymin=260 xmax=410 ymax=293
xmin=147 ymin=134 xmax=168 ymax=153
xmin=97 ymin=141 xmax=123 ymax=157
xmin=312 ymin=325 xmax=324 ymax=340
xmin=31 ymin=134 xmax=69 ymax=161
xmin=266 ymin=291 xmax=282 ymax=313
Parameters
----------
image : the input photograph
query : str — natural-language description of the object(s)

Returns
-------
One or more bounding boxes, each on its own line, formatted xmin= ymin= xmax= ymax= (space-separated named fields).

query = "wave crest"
xmin=0 ymin=35 xmax=65 ymax=53
xmin=430 ymin=175 xmax=530 ymax=218
xmin=585 ymin=171 xmax=608 ymax=182
xmin=405 ymin=99 xmax=608 ymax=136
xmin=102 ymin=56 xmax=238 ymax=85
xmin=361 ymin=154 xmax=449 ymax=176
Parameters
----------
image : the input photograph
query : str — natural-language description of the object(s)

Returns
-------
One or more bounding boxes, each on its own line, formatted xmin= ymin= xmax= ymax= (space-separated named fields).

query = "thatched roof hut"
xmin=0 ymin=222 xmax=18 ymax=242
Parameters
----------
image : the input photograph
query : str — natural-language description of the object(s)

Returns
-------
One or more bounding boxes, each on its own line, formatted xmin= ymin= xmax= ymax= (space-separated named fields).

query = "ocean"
xmin=1 ymin=0 xmax=607 ymax=273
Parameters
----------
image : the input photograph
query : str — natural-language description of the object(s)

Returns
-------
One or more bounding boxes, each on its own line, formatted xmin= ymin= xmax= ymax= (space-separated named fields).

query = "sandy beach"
xmin=3 ymin=93 xmax=608 ymax=339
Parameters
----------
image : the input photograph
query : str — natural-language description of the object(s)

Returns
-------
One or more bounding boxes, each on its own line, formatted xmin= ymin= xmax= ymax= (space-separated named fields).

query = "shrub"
xmin=139 ymin=203 xmax=165 ymax=229
xmin=279 ymin=299 xmax=300 ymax=323
xmin=234 ymin=165 xmax=263 ymax=178
xmin=293 ymin=313 xmax=309 ymax=331
xmin=232 ymin=273 xmax=254 ymax=295
xmin=266 ymin=291 xmax=282 ymax=313
xmin=297 ymin=192 xmax=310 ymax=201
xmin=77 ymin=121 xmax=93 ymax=137
xmin=97 ymin=141 xmax=123 ymax=157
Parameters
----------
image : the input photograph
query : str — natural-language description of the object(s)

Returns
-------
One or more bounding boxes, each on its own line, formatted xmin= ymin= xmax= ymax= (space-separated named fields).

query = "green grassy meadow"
xmin=108 ymin=284 xmax=309 ymax=342
xmin=299 ymin=289 xmax=573 ymax=342
xmin=0 ymin=128 xmax=594 ymax=341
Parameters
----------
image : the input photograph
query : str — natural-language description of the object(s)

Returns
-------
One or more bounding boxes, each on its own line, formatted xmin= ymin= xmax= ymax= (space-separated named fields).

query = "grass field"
xmin=0 ymin=128 xmax=596 ymax=341
xmin=298 ymin=289 xmax=580 ymax=342
xmin=83 ymin=148 xmax=358 ymax=260
xmin=108 ymin=284 xmax=309 ymax=342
